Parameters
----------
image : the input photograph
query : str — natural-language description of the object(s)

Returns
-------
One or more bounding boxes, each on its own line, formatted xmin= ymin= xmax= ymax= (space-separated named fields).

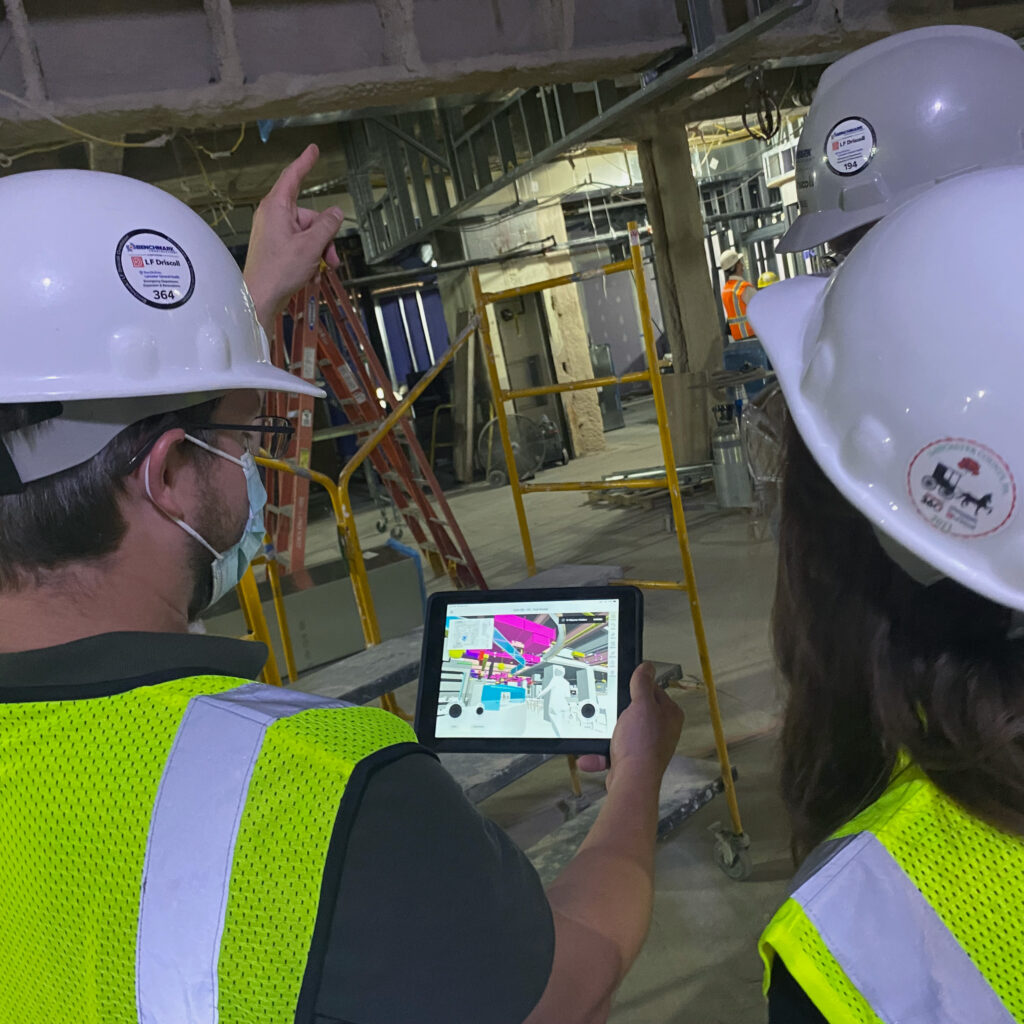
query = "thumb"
xmin=305 ymin=206 xmax=343 ymax=254
xmin=628 ymin=661 xmax=656 ymax=703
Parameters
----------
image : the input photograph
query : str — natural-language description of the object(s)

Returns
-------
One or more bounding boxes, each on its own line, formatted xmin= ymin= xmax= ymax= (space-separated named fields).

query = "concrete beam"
xmin=751 ymin=0 xmax=1024 ymax=61
xmin=203 ymin=0 xmax=245 ymax=90
xmin=3 ymin=0 xmax=46 ymax=103
xmin=0 ymin=0 xmax=686 ymax=150
xmin=375 ymin=0 xmax=424 ymax=72
xmin=3 ymin=0 xmax=1024 ymax=157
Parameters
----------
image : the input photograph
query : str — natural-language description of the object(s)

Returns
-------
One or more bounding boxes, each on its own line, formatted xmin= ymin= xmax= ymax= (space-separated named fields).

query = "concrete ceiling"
xmin=3 ymin=0 xmax=1023 ymax=249
xmin=0 ymin=0 xmax=690 ymax=149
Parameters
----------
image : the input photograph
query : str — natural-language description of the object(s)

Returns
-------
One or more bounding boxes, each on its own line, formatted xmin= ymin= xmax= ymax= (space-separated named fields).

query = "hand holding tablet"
xmin=414 ymin=586 xmax=643 ymax=756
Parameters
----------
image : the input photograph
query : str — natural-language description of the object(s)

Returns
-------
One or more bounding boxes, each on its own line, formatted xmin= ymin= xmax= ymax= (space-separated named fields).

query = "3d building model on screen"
xmin=436 ymin=607 xmax=616 ymax=739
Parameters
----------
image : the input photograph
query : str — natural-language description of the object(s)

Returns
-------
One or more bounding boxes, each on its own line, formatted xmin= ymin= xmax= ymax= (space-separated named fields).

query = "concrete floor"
xmin=306 ymin=397 xmax=792 ymax=1023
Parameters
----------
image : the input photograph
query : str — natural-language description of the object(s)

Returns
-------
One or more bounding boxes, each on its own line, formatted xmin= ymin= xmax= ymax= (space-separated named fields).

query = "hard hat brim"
xmin=775 ymin=205 xmax=883 ymax=254
xmin=747 ymin=276 xmax=827 ymax=386
xmin=2 ymin=362 xmax=326 ymax=404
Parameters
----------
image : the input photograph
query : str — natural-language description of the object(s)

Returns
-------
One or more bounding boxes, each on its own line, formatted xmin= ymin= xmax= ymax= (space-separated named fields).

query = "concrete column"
xmin=473 ymin=203 xmax=605 ymax=458
xmin=634 ymin=123 xmax=723 ymax=377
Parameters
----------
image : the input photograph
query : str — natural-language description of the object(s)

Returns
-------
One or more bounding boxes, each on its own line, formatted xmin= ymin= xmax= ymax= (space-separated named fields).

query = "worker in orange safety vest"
xmin=719 ymin=247 xmax=755 ymax=341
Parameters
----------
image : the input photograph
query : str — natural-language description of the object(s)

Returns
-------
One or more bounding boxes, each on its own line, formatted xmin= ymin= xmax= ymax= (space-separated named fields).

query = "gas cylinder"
xmin=712 ymin=404 xmax=753 ymax=508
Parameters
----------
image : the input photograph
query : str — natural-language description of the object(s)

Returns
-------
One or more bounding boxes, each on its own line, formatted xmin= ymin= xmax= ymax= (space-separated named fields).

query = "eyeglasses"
xmin=123 ymin=414 xmax=297 ymax=474
xmin=197 ymin=416 xmax=295 ymax=459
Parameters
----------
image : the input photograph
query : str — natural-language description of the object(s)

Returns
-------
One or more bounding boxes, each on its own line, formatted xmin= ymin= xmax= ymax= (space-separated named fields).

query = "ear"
xmin=124 ymin=428 xmax=192 ymax=521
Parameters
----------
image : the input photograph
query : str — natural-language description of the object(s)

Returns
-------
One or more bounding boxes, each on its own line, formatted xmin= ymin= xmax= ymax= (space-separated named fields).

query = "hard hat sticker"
xmin=825 ymin=117 xmax=876 ymax=177
xmin=115 ymin=229 xmax=195 ymax=309
xmin=908 ymin=439 xmax=1016 ymax=539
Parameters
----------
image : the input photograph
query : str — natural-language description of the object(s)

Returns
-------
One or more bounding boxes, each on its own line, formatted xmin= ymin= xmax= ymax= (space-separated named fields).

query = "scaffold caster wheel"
xmin=711 ymin=825 xmax=751 ymax=881
xmin=390 ymin=525 xmax=404 ymax=540
xmin=375 ymin=518 xmax=387 ymax=533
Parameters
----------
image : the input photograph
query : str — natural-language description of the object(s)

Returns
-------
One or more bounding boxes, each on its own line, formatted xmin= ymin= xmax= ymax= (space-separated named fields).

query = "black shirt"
xmin=0 ymin=632 xmax=554 ymax=1024
xmin=768 ymin=959 xmax=827 ymax=1024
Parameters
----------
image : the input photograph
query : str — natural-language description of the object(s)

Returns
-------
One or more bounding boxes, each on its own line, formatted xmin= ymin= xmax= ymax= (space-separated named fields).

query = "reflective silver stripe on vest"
xmin=791 ymin=831 xmax=1014 ymax=1024
xmin=135 ymin=683 xmax=349 ymax=1024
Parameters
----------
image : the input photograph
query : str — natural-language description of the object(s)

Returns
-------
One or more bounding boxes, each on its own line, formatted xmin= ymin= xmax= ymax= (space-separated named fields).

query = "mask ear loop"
xmin=142 ymin=453 xmax=221 ymax=559
xmin=184 ymin=432 xmax=246 ymax=468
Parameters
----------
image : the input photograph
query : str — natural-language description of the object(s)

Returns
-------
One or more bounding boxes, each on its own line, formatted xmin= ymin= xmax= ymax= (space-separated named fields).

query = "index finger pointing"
xmin=268 ymin=143 xmax=320 ymax=206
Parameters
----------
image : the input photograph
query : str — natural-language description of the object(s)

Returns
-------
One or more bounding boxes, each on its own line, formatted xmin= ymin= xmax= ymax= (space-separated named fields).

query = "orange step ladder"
xmin=265 ymin=273 xmax=485 ymax=591
xmin=265 ymin=284 xmax=319 ymax=574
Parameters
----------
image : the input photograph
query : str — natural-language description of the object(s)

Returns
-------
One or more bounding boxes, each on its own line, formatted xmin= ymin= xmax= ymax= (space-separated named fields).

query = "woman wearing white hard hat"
xmin=750 ymin=167 xmax=1024 ymax=1022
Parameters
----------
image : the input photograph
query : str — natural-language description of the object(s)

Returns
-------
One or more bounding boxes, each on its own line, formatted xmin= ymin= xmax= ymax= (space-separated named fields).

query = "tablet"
xmin=414 ymin=586 xmax=643 ymax=755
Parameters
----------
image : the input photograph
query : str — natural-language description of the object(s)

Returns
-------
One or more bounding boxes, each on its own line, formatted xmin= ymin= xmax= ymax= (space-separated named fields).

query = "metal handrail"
xmin=250 ymin=459 xmax=352 ymax=687
xmin=235 ymin=564 xmax=283 ymax=687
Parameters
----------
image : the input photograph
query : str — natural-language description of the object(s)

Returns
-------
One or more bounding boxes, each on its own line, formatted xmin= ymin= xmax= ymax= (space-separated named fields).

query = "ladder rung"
xmin=415 ymin=540 xmax=465 ymax=565
xmin=382 ymin=470 xmax=429 ymax=487
xmin=403 ymin=508 xmax=448 ymax=528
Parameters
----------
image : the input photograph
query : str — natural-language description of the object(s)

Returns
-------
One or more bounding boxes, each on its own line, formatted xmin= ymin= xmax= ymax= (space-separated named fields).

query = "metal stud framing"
xmin=343 ymin=0 xmax=808 ymax=264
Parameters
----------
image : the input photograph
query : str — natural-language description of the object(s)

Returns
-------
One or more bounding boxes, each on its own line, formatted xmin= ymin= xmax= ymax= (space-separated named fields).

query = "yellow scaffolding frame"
xmin=471 ymin=221 xmax=745 ymax=843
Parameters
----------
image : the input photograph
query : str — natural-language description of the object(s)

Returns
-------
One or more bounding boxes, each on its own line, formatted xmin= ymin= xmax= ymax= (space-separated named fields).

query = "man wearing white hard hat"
xmin=0 ymin=149 xmax=682 ymax=1022
xmin=776 ymin=25 xmax=1024 ymax=261
xmin=719 ymin=247 xmax=755 ymax=340
xmin=748 ymin=167 xmax=1024 ymax=1021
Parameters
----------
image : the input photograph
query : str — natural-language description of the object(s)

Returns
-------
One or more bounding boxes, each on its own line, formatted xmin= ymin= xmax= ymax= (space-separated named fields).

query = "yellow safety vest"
xmin=0 ymin=676 xmax=415 ymax=1023
xmin=760 ymin=764 xmax=1024 ymax=1023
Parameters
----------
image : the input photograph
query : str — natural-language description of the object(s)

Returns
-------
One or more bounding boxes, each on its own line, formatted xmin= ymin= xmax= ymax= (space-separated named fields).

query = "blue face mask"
xmin=145 ymin=434 xmax=268 ymax=609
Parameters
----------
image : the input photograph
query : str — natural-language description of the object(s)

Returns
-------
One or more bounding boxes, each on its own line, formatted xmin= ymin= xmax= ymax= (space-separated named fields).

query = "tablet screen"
xmin=435 ymin=597 xmax=620 ymax=740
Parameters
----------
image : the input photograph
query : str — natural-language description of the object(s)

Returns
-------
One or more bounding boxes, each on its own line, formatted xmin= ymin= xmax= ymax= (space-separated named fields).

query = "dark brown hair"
xmin=0 ymin=400 xmax=218 ymax=591
xmin=774 ymin=415 xmax=1024 ymax=862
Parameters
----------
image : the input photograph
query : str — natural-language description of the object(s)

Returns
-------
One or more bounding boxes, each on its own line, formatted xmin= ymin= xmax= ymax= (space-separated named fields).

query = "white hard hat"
xmin=749 ymin=166 xmax=1024 ymax=611
xmin=776 ymin=26 xmax=1024 ymax=254
xmin=0 ymin=169 xmax=323 ymax=487
xmin=719 ymin=248 xmax=743 ymax=271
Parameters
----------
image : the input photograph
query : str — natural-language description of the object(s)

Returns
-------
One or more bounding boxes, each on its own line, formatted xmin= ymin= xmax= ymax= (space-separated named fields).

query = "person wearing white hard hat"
xmin=0 ymin=149 xmax=682 ymax=1023
xmin=776 ymin=25 xmax=1024 ymax=262
xmin=719 ymin=247 xmax=755 ymax=340
xmin=748 ymin=167 xmax=1024 ymax=1022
